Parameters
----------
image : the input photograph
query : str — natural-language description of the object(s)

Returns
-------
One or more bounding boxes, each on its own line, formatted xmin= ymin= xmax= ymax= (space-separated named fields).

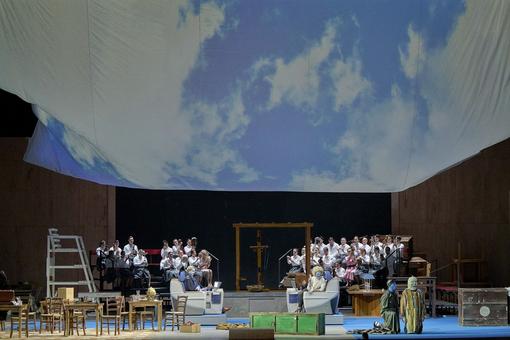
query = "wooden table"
xmin=0 ymin=304 xmax=28 ymax=338
xmin=128 ymin=299 xmax=163 ymax=331
xmin=63 ymin=302 xmax=101 ymax=336
xmin=348 ymin=289 xmax=384 ymax=316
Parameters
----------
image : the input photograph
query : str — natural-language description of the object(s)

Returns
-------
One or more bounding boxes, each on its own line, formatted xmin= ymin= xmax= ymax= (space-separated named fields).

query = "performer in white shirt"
xmin=287 ymin=248 xmax=303 ymax=273
xmin=189 ymin=249 xmax=200 ymax=267
xmin=96 ymin=240 xmax=108 ymax=272
xmin=350 ymin=242 xmax=360 ymax=257
xmin=370 ymin=246 xmax=383 ymax=270
xmin=314 ymin=237 xmax=327 ymax=256
xmin=371 ymin=235 xmax=384 ymax=254
xmin=338 ymin=238 xmax=350 ymax=262
xmin=311 ymin=247 xmax=321 ymax=267
xmin=123 ymin=236 xmax=138 ymax=261
xmin=385 ymin=235 xmax=395 ymax=254
xmin=326 ymin=237 xmax=340 ymax=259
xmin=334 ymin=262 xmax=346 ymax=280
xmin=161 ymin=240 xmax=171 ymax=259
xmin=96 ymin=240 xmax=107 ymax=257
xmin=301 ymin=246 xmax=310 ymax=274
xmin=184 ymin=239 xmax=194 ymax=256
xmin=322 ymin=248 xmax=335 ymax=279
xmin=361 ymin=237 xmax=371 ymax=255
xmin=109 ymin=240 xmax=122 ymax=258
xmin=172 ymin=239 xmax=181 ymax=253
xmin=198 ymin=250 xmax=213 ymax=288
xmin=352 ymin=236 xmax=361 ymax=250
xmin=358 ymin=248 xmax=371 ymax=272
xmin=132 ymin=249 xmax=150 ymax=288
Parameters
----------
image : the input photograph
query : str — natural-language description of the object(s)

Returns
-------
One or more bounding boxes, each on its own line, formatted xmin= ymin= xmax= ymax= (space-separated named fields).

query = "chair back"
xmin=104 ymin=296 xmax=123 ymax=316
xmin=172 ymin=296 xmax=188 ymax=314
xmin=50 ymin=297 xmax=64 ymax=313
xmin=325 ymin=278 xmax=340 ymax=292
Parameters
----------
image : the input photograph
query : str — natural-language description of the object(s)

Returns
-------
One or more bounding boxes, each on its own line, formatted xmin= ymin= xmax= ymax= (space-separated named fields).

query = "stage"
xmin=2 ymin=316 xmax=510 ymax=339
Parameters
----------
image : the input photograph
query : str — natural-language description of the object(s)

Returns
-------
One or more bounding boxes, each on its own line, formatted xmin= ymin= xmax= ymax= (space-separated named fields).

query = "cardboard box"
xmin=57 ymin=287 xmax=74 ymax=300
xmin=180 ymin=323 xmax=201 ymax=333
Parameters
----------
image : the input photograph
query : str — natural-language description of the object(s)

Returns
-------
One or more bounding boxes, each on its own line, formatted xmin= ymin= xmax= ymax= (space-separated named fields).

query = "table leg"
xmin=96 ymin=307 xmax=99 ymax=336
xmin=25 ymin=310 xmax=29 ymax=337
xmin=157 ymin=302 xmax=162 ymax=331
xmin=18 ymin=307 xmax=21 ymax=338
xmin=129 ymin=305 xmax=133 ymax=331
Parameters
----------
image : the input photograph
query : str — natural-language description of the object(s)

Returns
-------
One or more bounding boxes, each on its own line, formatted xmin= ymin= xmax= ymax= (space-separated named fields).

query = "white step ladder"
xmin=46 ymin=228 xmax=97 ymax=297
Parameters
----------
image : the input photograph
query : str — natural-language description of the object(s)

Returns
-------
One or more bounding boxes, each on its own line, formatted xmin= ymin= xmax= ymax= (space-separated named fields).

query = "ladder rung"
xmin=49 ymin=265 xmax=87 ymax=269
xmin=52 ymin=248 xmax=80 ymax=253
xmin=49 ymin=281 xmax=90 ymax=285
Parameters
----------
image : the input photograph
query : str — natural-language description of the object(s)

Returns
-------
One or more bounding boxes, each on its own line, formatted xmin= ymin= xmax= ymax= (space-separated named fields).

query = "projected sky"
xmin=1 ymin=0 xmax=509 ymax=191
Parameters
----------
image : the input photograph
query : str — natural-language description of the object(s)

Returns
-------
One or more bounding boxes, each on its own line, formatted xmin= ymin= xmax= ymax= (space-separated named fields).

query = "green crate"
xmin=297 ymin=313 xmax=325 ymax=335
xmin=250 ymin=313 xmax=276 ymax=329
xmin=275 ymin=314 xmax=298 ymax=334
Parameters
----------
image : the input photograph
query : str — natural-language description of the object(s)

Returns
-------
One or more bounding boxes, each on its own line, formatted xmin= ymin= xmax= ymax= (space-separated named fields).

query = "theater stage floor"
xmin=2 ymin=316 xmax=510 ymax=339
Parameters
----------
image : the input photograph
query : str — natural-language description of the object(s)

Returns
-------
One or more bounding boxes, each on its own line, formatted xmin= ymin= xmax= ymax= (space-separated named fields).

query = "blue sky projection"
xmin=1 ymin=0 xmax=509 ymax=191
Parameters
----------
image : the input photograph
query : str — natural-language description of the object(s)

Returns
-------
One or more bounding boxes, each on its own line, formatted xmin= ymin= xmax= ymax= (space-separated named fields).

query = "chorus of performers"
xmin=95 ymin=236 xmax=213 ymax=291
xmin=285 ymin=235 xmax=405 ymax=287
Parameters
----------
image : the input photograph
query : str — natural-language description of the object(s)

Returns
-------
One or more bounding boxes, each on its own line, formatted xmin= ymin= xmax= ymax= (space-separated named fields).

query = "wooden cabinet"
xmin=348 ymin=289 xmax=384 ymax=316
xmin=459 ymin=288 xmax=508 ymax=326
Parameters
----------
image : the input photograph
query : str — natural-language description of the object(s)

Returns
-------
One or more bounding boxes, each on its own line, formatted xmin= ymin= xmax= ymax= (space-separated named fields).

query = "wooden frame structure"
xmin=233 ymin=222 xmax=313 ymax=291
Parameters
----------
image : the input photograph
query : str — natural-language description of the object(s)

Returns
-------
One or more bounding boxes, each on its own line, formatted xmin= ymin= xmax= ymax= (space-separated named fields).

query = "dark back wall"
xmin=117 ymin=189 xmax=390 ymax=290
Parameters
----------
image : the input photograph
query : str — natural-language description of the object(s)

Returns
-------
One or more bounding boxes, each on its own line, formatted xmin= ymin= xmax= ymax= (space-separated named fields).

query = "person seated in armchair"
xmin=307 ymin=266 xmax=326 ymax=293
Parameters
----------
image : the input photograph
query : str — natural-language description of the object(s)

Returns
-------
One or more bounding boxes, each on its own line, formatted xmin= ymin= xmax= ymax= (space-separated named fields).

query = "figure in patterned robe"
xmin=400 ymin=276 xmax=426 ymax=334
xmin=380 ymin=280 xmax=400 ymax=333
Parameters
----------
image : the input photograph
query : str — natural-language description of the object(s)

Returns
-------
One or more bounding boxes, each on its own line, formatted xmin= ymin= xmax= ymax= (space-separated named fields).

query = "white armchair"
xmin=169 ymin=279 xmax=224 ymax=315
xmin=170 ymin=279 xmax=206 ymax=315
xmin=303 ymin=277 xmax=340 ymax=314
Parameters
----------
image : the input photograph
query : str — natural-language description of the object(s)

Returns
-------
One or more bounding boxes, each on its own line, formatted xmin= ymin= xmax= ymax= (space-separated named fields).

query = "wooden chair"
xmin=39 ymin=298 xmax=64 ymax=334
xmin=164 ymin=296 xmax=187 ymax=331
xmin=138 ymin=306 xmax=155 ymax=331
xmin=9 ymin=306 xmax=29 ymax=338
xmin=100 ymin=297 xmax=122 ymax=335
xmin=0 ymin=290 xmax=14 ymax=333
xmin=69 ymin=308 xmax=87 ymax=336
xmin=117 ymin=297 xmax=130 ymax=331
xmin=17 ymin=294 xmax=37 ymax=332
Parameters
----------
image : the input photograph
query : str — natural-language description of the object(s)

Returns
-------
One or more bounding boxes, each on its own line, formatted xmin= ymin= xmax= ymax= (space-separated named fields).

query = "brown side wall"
xmin=0 ymin=137 xmax=115 ymax=290
xmin=392 ymin=138 xmax=510 ymax=286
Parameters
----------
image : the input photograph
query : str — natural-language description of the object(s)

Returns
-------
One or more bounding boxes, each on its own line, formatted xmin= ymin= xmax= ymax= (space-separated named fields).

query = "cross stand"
xmin=249 ymin=229 xmax=269 ymax=288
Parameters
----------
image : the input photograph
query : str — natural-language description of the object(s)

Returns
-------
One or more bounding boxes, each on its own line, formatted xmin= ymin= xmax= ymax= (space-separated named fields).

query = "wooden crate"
xmin=458 ymin=288 xmax=508 ymax=326
xmin=250 ymin=313 xmax=324 ymax=335
xmin=250 ymin=313 xmax=275 ymax=329
xmin=297 ymin=313 xmax=325 ymax=335
xmin=275 ymin=314 xmax=297 ymax=334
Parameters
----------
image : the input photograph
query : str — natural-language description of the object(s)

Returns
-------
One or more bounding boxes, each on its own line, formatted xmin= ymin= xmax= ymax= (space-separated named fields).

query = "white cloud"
xmin=292 ymin=84 xmax=416 ymax=192
xmin=170 ymin=89 xmax=259 ymax=186
xmin=294 ymin=0 xmax=510 ymax=192
xmin=351 ymin=15 xmax=360 ymax=28
xmin=399 ymin=25 xmax=426 ymax=79
xmin=330 ymin=56 xmax=371 ymax=111
xmin=266 ymin=19 xmax=339 ymax=110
